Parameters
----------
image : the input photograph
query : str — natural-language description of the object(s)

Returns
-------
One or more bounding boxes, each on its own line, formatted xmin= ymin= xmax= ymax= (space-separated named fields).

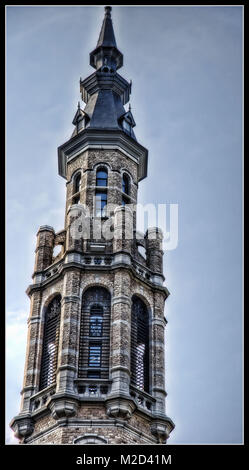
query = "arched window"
xmin=78 ymin=287 xmax=111 ymax=380
xmin=96 ymin=168 xmax=108 ymax=187
xmin=130 ymin=296 xmax=149 ymax=392
xmin=39 ymin=295 xmax=61 ymax=391
xmin=122 ymin=173 xmax=130 ymax=195
xmin=74 ymin=173 xmax=81 ymax=194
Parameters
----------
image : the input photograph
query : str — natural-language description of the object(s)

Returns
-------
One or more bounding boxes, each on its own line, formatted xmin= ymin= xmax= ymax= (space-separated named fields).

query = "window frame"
xmin=95 ymin=190 xmax=107 ymax=217
xmin=96 ymin=167 xmax=108 ymax=187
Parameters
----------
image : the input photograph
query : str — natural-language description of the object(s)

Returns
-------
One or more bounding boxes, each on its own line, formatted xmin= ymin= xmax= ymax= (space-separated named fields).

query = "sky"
xmin=6 ymin=5 xmax=243 ymax=445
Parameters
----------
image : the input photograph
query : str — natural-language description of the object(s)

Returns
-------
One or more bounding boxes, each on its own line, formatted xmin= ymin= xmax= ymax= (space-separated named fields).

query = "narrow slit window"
xmin=39 ymin=296 xmax=61 ymax=391
xmin=122 ymin=173 xmax=130 ymax=195
xmin=130 ymin=296 xmax=149 ymax=392
xmin=74 ymin=173 xmax=81 ymax=194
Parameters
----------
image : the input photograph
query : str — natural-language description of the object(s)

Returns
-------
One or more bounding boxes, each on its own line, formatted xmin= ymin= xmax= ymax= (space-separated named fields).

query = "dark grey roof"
xmin=84 ymin=90 xmax=123 ymax=127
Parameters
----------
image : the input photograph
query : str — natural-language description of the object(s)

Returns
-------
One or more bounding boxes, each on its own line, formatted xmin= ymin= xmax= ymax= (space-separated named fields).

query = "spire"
xmin=90 ymin=5 xmax=123 ymax=71
xmin=97 ymin=6 xmax=117 ymax=48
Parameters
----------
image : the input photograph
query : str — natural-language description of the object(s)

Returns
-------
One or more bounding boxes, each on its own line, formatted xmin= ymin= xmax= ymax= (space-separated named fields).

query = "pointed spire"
xmin=90 ymin=5 xmax=123 ymax=71
xmin=97 ymin=6 xmax=117 ymax=48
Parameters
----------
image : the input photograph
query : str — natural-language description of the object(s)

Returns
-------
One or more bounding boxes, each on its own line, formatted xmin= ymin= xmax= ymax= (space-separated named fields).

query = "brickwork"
xmin=25 ymin=405 xmax=157 ymax=445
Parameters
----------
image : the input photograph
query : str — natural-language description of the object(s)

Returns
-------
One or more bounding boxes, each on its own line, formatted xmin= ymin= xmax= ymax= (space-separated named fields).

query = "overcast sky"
xmin=6 ymin=5 xmax=243 ymax=444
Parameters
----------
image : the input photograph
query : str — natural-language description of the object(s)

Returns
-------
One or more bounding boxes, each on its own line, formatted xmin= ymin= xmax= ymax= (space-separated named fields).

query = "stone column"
xmin=49 ymin=269 xmax=81 ymax=419
xmin=112 ymin=205 xmax=133 ymax=269
xmin=110 ymin=270 xmax=131 ymax=396
xmin=106 ymin=269 xmax=135 ymax=419
xmin=20 ymin=291 xmax=43 ymax=413
xmin=151 ymin=290 xmax=167 ymax=416
xmin=145 ymin=227 xmax=163 ymax=274
xmin=106 ymin=206 xmax=135 ymax=419
xmin=10 ymin=290 xmax=43 ymax=439
xmin=150 ymin=290 xmax=175 ymax=443
xmin=34 ymin=226 xmax=55 ymax=272
xmin=66 ymin=205 xmax=83 ymax=253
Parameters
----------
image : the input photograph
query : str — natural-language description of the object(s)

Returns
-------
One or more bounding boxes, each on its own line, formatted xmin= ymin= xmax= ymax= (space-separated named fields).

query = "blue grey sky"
xmin=6 ymin=5 xmax=243 ymax=444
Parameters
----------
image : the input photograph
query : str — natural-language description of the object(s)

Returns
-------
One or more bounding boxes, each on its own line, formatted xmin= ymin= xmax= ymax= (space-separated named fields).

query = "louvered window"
xmin=88 ymin=344 xmax=102 ymax=367
xmin=89 ymin=305 xmax=103 ymax=337
xmin=39 ymin=296 xmax=61 ymax=390
xmin=130 ymin=296 xmax=149 ymax=392
xmin=78 ymin=287 xmax=111 ymax=379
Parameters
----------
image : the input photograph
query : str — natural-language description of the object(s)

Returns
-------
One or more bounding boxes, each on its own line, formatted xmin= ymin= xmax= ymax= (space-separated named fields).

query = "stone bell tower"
xmin=10 ymin=6 xmax=174 ymax=445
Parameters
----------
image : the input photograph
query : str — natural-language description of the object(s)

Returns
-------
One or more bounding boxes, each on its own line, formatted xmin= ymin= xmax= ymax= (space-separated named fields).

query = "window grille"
xmin=39 ymin=296 xmax=61 ymax=391
xmin=130 ymin=296 xmax=149 ymax=392
xmin=78 ymin=287 xmax=111 ymax=379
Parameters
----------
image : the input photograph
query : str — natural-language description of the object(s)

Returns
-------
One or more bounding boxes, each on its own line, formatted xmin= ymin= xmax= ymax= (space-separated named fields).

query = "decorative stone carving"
xmin=150 ymin=416 xmax=175 ymax=443
xmin=10 ymin=415 xmax=34 ymax=439
xmin=105 ymin=396 xmax=136 ymax=420
xmin=48 ymin=395 xmax=78 ymax=420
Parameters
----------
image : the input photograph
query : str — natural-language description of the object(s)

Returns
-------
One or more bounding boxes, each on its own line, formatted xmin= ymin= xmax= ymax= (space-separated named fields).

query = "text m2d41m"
xmin=120 ymin=454 xmax=172 ymax=465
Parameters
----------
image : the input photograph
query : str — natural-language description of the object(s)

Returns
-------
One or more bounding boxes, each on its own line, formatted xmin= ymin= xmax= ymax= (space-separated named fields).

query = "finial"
xmin=129 ymin=103 xmax=131 ymax=112
xmin=77 ymin=101 xmax=80 ymax=110
xmin=105 ymin=6 xmax=112 ymax=17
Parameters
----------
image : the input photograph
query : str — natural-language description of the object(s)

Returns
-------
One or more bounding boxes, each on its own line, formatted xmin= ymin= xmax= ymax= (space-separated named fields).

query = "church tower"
xmin=10 ymin=6 xmax=174 ymax=445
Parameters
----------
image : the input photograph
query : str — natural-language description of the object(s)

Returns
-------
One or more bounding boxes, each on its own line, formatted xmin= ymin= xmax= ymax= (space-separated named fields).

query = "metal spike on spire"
xmin=97 ymin=6 xmax=116 ymax=48
xmin=89 ymin=5 xmax=123 ymax=71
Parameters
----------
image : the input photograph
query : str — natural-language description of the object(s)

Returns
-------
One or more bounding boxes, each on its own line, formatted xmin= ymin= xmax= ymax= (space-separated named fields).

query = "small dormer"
xmin=119 ymin=108 xmax=136 ymax=139
xmin=71 ymin=102 xmax=89 ymax=137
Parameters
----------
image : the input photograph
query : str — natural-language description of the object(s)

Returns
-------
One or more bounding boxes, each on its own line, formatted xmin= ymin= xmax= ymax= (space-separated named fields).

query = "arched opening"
xmin=78 ymin=287 xmax=111 ymax=380
xmin=130 ymin=296 xmax=149 ymax=393
xmin=74 ymin=173 xmax=81 ymax=194
xmin=39 ymin=295 xmax=61 ymax=391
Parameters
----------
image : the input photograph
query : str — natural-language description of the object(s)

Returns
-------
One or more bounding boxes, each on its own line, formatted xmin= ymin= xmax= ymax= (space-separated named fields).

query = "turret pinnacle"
xmin=90 ymin=5 xmax=123 ymax=71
